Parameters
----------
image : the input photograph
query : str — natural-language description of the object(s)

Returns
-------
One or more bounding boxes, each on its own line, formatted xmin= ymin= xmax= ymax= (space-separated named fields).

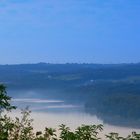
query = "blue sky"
xmin=0 ymin=0 xmax=140 ymax=64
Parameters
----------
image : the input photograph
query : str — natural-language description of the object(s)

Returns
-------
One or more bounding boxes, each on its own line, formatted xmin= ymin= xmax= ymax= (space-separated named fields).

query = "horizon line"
xmin=0 ymin=62 xmax=140 ymax=65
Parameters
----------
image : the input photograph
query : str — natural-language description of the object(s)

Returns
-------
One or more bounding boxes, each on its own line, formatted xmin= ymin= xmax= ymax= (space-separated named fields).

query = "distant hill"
xmin=1 ymin=63 xmax=140 ymax=89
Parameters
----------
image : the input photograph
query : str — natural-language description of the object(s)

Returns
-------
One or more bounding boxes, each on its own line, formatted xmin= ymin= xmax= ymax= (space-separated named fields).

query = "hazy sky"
xmin=0 ymin=0 xmax=140 ymax=64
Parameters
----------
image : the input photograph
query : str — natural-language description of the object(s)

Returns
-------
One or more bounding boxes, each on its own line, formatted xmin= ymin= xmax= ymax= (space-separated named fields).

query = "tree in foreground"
xmin=0 ymin=84 xmax=16 ymax=112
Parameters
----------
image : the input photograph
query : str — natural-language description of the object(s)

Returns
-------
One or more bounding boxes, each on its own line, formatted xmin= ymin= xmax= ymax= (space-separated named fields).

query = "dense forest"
xmin=0 ymin=63 xmax=140 ymax=127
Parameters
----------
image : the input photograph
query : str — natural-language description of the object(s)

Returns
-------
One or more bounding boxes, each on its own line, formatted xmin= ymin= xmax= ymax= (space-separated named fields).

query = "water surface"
xmin=9 ymin=89 xmax=140 ymax=138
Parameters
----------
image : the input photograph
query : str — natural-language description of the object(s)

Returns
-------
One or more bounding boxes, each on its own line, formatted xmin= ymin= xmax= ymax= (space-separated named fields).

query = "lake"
xmin=8 ymin=89 xmax=140 ymax=138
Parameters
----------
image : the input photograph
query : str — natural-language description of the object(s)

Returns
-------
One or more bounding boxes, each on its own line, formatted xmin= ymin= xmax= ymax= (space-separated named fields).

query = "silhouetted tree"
xmin=0 ymin=84 xmax=16 ymax=113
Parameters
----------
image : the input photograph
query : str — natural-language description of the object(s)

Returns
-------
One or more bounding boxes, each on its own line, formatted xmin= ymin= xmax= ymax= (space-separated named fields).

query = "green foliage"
xmin=0 ymin=108 xmax=34 ymax=140
xmin=75 ymin=124 xmax=103 ymax=140
xmin=106 ymin=132 xmax=140 ymax=140
xmin=59 ymin=124 xmax=76 ymax=140
xmin=106 ymin=133 xmax=124 ymax=140
xmin=0 ymin=84 xmax=16 ymax=112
